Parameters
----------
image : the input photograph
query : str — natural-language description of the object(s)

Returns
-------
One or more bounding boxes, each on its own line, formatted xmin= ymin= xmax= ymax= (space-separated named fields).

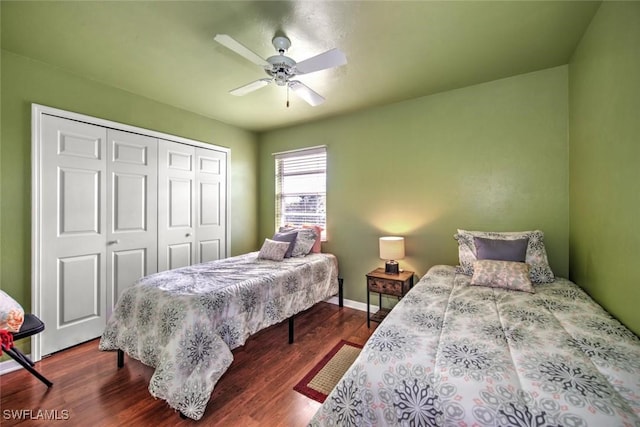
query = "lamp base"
xmin=385 ymin=260 xmax=399 ymax=275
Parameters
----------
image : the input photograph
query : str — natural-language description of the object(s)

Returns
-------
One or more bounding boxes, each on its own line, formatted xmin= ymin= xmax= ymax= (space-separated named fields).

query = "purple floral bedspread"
xmin=310 ymin=265 xmax=640 ymax=427
xmin=99 ymin=252 xmax=338 ymax=420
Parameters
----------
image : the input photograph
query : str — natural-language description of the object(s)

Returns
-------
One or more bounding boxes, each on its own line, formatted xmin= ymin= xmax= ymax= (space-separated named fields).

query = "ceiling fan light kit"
xmin=214 ymin=34 xmax=347 ymax=107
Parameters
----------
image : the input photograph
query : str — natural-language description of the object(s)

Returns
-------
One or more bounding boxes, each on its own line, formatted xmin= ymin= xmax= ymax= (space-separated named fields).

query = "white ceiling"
xmin=1 ymin=1 xmax=601 ymax=132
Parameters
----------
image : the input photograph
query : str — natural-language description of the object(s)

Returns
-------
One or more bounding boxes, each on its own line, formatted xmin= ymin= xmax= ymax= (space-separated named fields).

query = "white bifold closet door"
xmin=158 ymin=140 xmax=227 ymax=271
xmin=40 ymin=115 xmax=158 ymax=356
xmin=106 ymin=129 xmax=158 ymax=318
xmin=36 ymin=110 xmax=228 ymax=357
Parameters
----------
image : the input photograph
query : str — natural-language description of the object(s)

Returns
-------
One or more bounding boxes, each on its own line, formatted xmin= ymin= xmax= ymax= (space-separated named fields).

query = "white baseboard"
xmin=325 ymin=296 xmax=378 ymax=313
xmin=0 ymin=356 xmax=30 ymax=376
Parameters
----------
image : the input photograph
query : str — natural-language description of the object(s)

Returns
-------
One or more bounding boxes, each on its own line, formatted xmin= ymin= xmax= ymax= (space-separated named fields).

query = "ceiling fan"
xmin=214 ymin=34 xmax=347 ymax=106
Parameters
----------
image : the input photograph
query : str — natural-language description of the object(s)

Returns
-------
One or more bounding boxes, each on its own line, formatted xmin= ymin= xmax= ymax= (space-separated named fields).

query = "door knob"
xmin=108 ymin=240 xmax=119 ymax=245
xmin=185 ymin=233 xmax=192 ymax=237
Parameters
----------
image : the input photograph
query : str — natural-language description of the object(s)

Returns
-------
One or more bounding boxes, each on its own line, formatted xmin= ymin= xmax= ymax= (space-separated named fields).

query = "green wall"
xmin=0 ymin=51 xmax=259 ymax=311
xmin=569 ymin=2 xmax=640 ymax=335
xmin=259 ymin=66 xmax=569 ymax=304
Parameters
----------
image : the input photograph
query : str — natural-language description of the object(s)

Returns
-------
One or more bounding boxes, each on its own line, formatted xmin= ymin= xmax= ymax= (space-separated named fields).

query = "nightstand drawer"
xmin=366 ymin=268 xmax=414 ymax=328
xmin=368 ymin=277 xmax=404 ymax=297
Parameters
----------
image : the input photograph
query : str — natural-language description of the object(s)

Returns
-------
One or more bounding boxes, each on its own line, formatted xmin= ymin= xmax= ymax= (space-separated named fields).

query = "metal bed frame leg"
xmin=288 ymin=277 xmax=343 ymax=345
xmin=288 ymin=317 xmax=294 ymax=344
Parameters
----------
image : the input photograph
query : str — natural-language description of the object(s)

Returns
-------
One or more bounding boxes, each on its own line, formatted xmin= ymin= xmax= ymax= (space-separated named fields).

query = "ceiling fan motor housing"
xmin=265 ymin=55 xmax=297 ymax=86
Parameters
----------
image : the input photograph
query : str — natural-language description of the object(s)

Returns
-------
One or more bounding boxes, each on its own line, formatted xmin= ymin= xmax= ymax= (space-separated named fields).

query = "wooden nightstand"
xmin=366 ymin=268 xmax=414 ymax=328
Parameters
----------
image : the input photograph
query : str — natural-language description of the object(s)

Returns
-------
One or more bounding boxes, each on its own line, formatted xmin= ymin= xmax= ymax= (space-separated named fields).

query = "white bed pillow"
xmin=454 ymin=229 xmax=554 ymax=284
xmin=258 ymin=238 xmax=290 ymax=261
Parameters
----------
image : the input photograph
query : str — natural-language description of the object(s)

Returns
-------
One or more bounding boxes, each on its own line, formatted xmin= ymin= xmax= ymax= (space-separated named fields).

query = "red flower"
xmin=0 ymin=329 xmax=14 ymax=355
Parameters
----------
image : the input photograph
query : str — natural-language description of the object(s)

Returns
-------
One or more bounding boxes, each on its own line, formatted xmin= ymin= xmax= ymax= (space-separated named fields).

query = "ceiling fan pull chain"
xmin=286 ymin=84 xmax=290 ymax=108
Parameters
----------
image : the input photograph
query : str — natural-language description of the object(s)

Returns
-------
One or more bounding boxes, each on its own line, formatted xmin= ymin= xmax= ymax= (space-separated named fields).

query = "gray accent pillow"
xmin=474 ymin=237 xmax=529 ymax=262
xmin=257 ymin=238 xmax=290 ymax=261
xmin=279 ymin=227 xmax=317 ymax=257
xmin=272 ymin=231 xmax=298 ymax=258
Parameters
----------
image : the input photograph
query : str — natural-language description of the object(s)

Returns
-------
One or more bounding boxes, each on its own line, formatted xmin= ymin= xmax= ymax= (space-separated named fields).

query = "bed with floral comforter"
xmin=310 ymin=265 xmax=640 ymax=427
xmin=99 ymin=252 xmax=338 ymax=420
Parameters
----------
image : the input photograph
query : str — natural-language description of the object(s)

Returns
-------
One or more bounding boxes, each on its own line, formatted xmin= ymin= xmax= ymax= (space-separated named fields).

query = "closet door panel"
xmin=199 ymin=182 xmax=221 ymax=225
xmin=112 ymin=173 xmax=146 ymax=230
xmin=158 ymin=140 xmax=196 ymax=271
xmin=58 ymin=254 xmax=101 ymax=323
xmin=40 ymin=115 xmax=108 ymax=356
xmin=168 ymin=243 xmax=192 ymax=269
xmin=106 ymin=130 xmax=158 ymax=317
xmin=169 ymin=178 xmax=193 ymax=227
xmin=58 ymin=168 xmax=101 ymax=235
xmin=199 ymin=240 xmax=221 ymax=263
xmin=112 ymin=249 xmax=147 ymax=303
xmin=195 ymin=148 xmax=227 ymax=263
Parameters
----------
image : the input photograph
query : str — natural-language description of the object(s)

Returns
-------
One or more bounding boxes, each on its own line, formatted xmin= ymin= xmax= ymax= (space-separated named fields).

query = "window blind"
xmin=275 ymin=147 xmax=327 ymax=237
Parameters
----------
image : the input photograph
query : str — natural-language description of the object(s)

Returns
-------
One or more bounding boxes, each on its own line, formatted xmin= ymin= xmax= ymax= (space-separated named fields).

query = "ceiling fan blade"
xmin=288 ymin=81 xmax=325 ymax=106
xmin=295 ymin=48 xmax=347 ymax=75
xmin=214 ymin=34 xmax=270 ymax=67
xmin=229 ymin=79 xmax=272 ymax=96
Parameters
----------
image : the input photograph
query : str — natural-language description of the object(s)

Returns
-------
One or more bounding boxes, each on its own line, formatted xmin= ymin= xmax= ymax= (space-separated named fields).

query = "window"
xmin=275 ymin=146 xmax=326 ymax=238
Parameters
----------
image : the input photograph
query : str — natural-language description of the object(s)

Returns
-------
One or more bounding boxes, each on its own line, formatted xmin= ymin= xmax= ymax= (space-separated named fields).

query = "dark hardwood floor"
xmin=0 ymin=303 xmax=375 ymax=426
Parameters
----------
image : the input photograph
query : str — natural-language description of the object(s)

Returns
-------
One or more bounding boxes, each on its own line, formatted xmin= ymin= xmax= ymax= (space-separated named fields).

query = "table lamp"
xmin=379 ymin=236 xmax=405 ymax=274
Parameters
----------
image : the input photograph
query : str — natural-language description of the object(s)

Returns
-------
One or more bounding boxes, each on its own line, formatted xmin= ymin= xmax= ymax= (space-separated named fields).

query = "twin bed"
xmin=311 ymin=230 xmax=640 ymax=426
xmin=311 ymin=265 xmax=640 ymax=426
xmin=99 ymin=250 xmax=339 ymax=420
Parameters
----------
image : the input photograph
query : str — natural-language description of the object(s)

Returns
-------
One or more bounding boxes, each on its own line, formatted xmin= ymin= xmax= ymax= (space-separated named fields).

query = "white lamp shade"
xmin=379 ymin=236 xmax=405 ymax=260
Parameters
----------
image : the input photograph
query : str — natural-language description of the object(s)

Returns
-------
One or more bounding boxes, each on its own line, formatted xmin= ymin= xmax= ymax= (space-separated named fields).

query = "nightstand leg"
xmin=367 ymin=288 xmax=370 ymax=328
